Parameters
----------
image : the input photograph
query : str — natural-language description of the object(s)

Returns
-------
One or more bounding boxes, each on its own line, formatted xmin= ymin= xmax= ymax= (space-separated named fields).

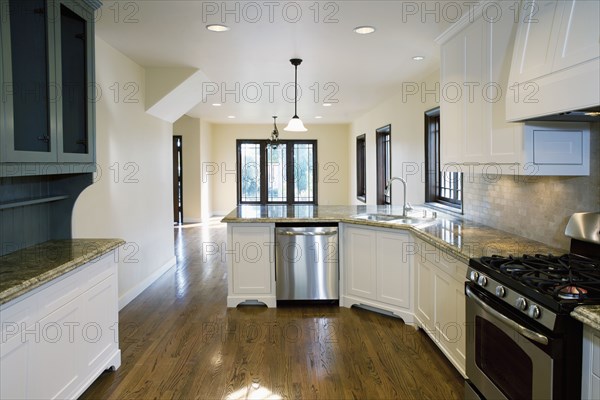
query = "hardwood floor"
xmin=80 ymin=220 xmax=465 ymax=400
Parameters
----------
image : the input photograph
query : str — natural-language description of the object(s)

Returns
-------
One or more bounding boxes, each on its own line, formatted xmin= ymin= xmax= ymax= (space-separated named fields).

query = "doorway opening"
xmin=173 ymin=136 xmax=183 ymax=224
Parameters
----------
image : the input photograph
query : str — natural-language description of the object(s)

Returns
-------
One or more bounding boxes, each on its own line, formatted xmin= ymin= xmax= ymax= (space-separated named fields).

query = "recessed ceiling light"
xmin=323 ymin=103 xmax=332 ymax=107
xmin=353 ymin=26 xmax=376 ymax=35
xmin=206 ymin=24 xmax=230 ymax=32
xmin=227 ymin=115 xmax=236 ymax=119
xmin=212 ymin=103 xmax=222 ymax=107
xmin=315 ymin=116 xmax=323 ymax=119
xmin=412 ymin=56 xmax=425 ymax=61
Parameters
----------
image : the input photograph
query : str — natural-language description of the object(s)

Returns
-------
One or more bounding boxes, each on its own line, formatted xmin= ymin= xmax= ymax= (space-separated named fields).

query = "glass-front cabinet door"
xmin=0 ymin=0 xmax=95 ymax=165
xmin=0 ymin=0 xmax=57 ymax=162
xmin=56 ymin=0 xmax=94 ymax=162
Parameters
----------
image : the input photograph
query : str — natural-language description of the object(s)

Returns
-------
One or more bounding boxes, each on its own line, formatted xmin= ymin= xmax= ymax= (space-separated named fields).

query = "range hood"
xmin=505 ymin=0 xmax=599 ymax=123
xmin=520 ymin=106 xmax=600 ymax=123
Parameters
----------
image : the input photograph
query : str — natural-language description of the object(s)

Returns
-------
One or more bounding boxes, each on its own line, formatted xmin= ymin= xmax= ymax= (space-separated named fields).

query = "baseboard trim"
xmin=183 ymin=217 xmax=202 ymax=223
xmin=118 ymin=256 xmax=176 ymax=310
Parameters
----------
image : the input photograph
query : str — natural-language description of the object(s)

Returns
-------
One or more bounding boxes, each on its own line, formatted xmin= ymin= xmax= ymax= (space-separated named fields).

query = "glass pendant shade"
xmin=284 ymin=116 xmax=307 ymax=132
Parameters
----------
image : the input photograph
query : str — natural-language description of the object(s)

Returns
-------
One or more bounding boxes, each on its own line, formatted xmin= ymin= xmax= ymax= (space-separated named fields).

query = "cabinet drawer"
xmin=1 ymin=295 xmax=39 ymax=339
xmin=83 ymin=252 xmax=116 ymax=289
xmin=0 ymin=298 xmax=38 ymax=359
xmin=416 ymin=239 xmax=467 ymax=282
xmin=36 ymin=269 xmax=84 ymax=318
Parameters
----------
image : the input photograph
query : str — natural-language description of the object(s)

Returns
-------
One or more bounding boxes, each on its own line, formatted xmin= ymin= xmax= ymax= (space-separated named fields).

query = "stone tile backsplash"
xmin=462 ymin=123 xmax=600 ymax=251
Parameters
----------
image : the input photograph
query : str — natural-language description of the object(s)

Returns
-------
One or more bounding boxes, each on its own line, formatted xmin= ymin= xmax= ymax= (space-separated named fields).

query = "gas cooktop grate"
xmin=479 ymin=254 xmax=600 ymax=301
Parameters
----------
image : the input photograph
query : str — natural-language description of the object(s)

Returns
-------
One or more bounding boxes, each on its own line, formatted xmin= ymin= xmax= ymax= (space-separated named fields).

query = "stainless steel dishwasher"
xmin=275 ymin=226 xmax=339 ymax=300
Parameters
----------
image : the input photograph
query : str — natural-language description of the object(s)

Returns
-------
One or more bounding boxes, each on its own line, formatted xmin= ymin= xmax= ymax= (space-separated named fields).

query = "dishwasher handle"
xmin=277 ymin=230 xmax=337 ymax=236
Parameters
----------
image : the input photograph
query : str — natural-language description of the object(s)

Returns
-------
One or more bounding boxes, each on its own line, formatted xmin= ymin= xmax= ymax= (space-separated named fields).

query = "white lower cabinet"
xmin=0 ymin=251 xmax=120 ymax=400
xmin=582 ymin=325 xmax=600 ymax=400
xmin=226 ymin=223 xmax=276 ymax=307
xmin=414 ymin=237 xmax=467 ymax=378
xmin=341 ymin=224 xmax=414 ymax=323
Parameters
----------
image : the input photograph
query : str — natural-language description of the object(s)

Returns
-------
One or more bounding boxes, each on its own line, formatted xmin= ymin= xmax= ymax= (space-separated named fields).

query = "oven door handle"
xmin=465 ymin=286 xmax=549 ymax=345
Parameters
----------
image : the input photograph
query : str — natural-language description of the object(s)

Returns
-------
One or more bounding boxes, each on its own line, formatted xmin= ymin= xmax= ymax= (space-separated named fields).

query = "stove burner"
xmin=557 ymin=285 xmax=588 ymax=300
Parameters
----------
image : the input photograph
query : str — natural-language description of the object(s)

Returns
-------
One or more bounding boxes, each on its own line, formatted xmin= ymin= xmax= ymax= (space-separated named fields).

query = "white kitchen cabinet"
xmin=0 ymin=251 xmax=120 ymax=400
xmin=437 ymin=0 xmax=592 ymax=176
xmin=415 ymin=256 xmax=435 ymax=332
xmin=507 ymin=0 xmax=600 ymax=121
xmin=29 ymin=298 xmax=84 ymax=399
xmin=438 ymin=1 xmax=523 ymax=170
xmin=226 ymin=223 xmax=276 ymax=307
xmin=344 ymin=225 xmax=377 ymax=300
xmin=341 ymin=224 xmax=414 ymax=323
xmin=582 ymin=325 xmax=600 ymax=400
xmin=414 ymin=238 xmax=467 ymax=378
xmin=377 ymin=230 xmax=412 ymax=309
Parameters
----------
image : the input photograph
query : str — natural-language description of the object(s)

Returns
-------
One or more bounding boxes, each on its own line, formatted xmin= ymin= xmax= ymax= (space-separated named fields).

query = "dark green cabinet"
xmin=0 ymin=0 xmax=98 ymax=174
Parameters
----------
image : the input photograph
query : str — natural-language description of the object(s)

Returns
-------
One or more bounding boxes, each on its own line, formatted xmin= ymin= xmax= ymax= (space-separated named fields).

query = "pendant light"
xmin=268 ymin=116 xmax=279 ymax=148
xmin=284 ymin=58 xmax=307 ymax=132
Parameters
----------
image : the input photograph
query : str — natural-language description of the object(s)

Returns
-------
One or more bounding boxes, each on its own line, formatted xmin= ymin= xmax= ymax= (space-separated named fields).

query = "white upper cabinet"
xmin=437 ymin=0 xmax=592 ymax=176
xmin=506 ymin=0 xmax=600 ymax=121
xmin=438 ymin=1 xmax=523 ymax=168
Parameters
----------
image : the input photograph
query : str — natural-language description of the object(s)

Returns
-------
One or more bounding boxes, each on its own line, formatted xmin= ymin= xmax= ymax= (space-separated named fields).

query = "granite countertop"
xmin=0 ymin=239 xmax=124 ymax=306
xmin=222 ymin=204 xmax=566 ymax=264
xmin=572 ymin=306 xmax=600 ymax=331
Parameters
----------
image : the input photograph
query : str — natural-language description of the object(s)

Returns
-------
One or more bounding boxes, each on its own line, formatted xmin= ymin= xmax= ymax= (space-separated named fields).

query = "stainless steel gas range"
xmin=465 ymin=212 xmax=600 ymax=400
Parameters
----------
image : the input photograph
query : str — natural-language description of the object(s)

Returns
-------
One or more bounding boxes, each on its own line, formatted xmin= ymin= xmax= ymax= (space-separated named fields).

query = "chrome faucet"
xmin=384 ymin=177 xmax=408 ymax=217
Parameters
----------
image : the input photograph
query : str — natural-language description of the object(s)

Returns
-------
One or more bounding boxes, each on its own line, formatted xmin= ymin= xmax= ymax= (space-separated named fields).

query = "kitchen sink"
xmin=351 ymin=213 xmax=436 ymax=225
xmin=352 ymin=213 xmax=404 ymax=222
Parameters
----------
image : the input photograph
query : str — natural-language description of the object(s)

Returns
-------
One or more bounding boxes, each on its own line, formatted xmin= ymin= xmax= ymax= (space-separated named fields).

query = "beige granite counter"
xmin=222 ymin=205 xmax=566 ymax=264
xmin=572 ymin=306 xmax=600 ymax=331
xmin=0 ymin=239 xmax=124 ymax=306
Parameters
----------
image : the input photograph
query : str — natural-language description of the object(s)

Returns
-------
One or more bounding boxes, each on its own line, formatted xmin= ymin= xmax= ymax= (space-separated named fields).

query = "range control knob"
xmin=516 ymin=297 xmax=528 ymax=311
xmin=477 ymin=276 xmax=488 ymax=287
xmin=528 ymin=305 xmax=541 ymax=319
xmin=470 ymin=271 xmax=479 ymax=282
xmin=495 ymin=286 xmax=506 ymax=298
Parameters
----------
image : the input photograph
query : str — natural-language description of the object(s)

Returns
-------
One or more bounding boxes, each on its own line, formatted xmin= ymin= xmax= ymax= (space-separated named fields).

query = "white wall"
xmin=349 ymin=70 xmax=440 ymax=206
xmin=73 ymin=37 xmax=176 ymax=309
xmin=173 ymin=116 xmax=202 ymax=223
xmin=208 ymin=123 xmax=350 ymax=215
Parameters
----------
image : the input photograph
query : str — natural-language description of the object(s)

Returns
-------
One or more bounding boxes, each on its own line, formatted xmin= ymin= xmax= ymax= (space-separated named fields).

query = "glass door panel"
xmin=60 ymin=4 xmax=87 ymax=155
xmin=293 ymin=143 xmax=314 ymax=203
xmin=1 ymin=0 xmax=56 ymax=162
xmin=267 ymin=144 xmax=286 ymax=203
xmin=239 ymin=143 xmax=261 ymax=203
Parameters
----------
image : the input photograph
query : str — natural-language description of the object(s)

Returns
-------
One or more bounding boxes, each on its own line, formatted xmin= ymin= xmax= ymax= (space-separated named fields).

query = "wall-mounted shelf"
xmin=0 ymin=195 xmax=69 ymax=210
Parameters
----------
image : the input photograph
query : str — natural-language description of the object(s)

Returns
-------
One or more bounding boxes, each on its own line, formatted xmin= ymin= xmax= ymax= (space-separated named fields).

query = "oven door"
xmin=465 ymin=284 xmax=554 ymax=400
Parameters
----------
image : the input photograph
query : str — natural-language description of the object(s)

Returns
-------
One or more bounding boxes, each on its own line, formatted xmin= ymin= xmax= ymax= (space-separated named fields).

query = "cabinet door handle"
xmin=465 ymin=285 xmax=549 ymax=345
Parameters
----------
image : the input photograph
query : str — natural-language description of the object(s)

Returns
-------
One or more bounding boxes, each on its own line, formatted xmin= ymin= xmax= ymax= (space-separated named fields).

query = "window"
xmin=237 ymin=140 xmax=317 ymax=205
xmin=356 ymin=134 xmax=366 ymax=202
xmin=376 ymin=125 xmax=391 ymax=205
xmin=425 ymin=108 xmax=463 ymax=209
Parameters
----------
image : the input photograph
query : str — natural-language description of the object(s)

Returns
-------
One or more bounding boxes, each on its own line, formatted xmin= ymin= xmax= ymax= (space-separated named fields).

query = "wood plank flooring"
xmin=80 ymin=220 xmax=464 ymax=399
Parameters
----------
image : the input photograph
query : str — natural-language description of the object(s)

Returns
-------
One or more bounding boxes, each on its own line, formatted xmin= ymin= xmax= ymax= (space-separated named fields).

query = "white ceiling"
xmin=96 ymin=1 xmax=456 ymax=124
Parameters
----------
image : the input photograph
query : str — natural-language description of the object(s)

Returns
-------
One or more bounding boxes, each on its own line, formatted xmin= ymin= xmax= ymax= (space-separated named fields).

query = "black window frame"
xmin=356 ymin=134 xmax=366 ymax=203
xmin=236 ymin=139 xmax=318 ymax=205
xmin=376 ymin=124 xmax=391 ymax=205
xmin=424 ymin=107 xmax=463 ymax=210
